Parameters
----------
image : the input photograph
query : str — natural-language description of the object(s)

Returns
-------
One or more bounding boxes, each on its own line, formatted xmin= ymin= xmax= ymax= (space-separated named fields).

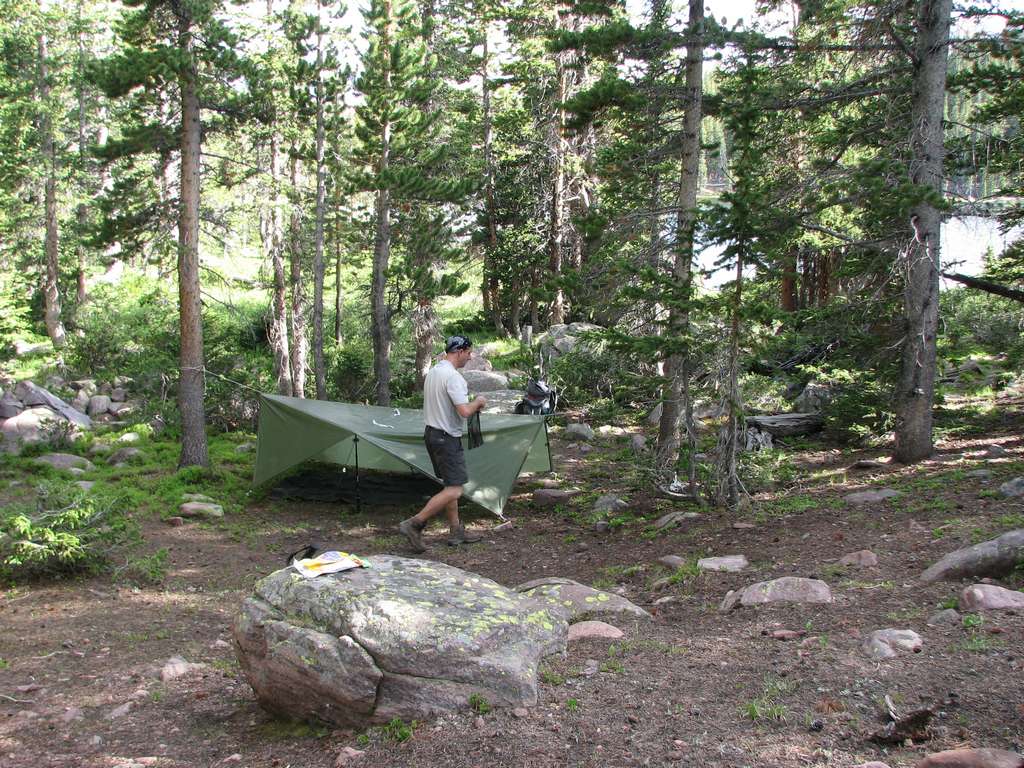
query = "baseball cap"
xmin=445 ymin=335 xmax=472 ymax=352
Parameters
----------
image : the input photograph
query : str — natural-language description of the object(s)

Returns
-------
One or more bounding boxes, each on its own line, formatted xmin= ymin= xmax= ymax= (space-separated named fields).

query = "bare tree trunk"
xmin=75 ymin=5 xmax=88 ymax=306
xmin=38 ymin=32 xmax=66 ymax=349
xmin=655 ymin=0 xmax=702 ymax=497
xmin=266 ymin=133 xmax=292 ymax=396
xmin=311 ymin=3 xmax=328 ymax=400
xmin=547 ymin=28 xmax=567 ymax=326
xmin=894 ymin=0 xmax=952 ymax=464
xmin=334 ymin=203 xmax=344 ymax=344
xmin=715 ymin=250 xmax=743 ymax=508
xmin=176 ymin=14 xmax=209 ymax=468
xmin=370 ymin=0 xmax=394 ymax=407
xmin=287 ymin=152 xmax=308 ymax=398
xmin=481 ymin=30 xmax=506 ymax=336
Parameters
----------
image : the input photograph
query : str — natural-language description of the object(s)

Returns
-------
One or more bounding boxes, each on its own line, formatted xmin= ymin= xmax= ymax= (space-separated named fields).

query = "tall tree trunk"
xmin=176 ymin=15 xmax=209 ymax=468
xmin=370 ymin=0 xmax=394 ymax=406
xmin=287 ymin=152 xmax=308 ymax=398
xmin=894 ymin=0 xmax=952 ymax=464
xmin=75 ymin=4 xmax=88 ymax=306
xmin=547 ymin=24 xmax=567 ymax=326
xmin=334 ymin=202 xmax=344 ymax=344
xmin=38 ymin=32 xmax=66 ymax=349
xmin=655 ymin=0 xmax=702 ymax=497
xmin=715 ymin=248 xmax=743 ymax=508
xmin=481 ymin=29 xmax=506 ymax=336
xmin=311 ymin=4 xmax=327 ymax=400
xmin=267 ymin=132 xmax=292 ymax=396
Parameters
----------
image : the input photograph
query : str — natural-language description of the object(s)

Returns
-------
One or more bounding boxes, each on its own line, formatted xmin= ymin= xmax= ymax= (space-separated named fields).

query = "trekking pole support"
xmin=353 ymin=435 xmax=361 ymax=515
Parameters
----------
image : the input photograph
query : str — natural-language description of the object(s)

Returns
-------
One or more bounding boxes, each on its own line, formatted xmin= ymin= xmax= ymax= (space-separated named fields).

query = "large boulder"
xmin=537 ymin=322 xmax=603 ymax=360
xmin=234 ymin=557 xmax=566 ymax=727
xmin=463 ymin=353 xmax=493 ymax=372
xmin=34 ymin=453 xmax=94 ymax=472
xmin=720 ymin=577 xmax=833 ymax=611
xmin=793 ymin=382 xmax=833 ymax=413
xmin=515 ymin=577 xmax=652 ymax=624
xmin=460 ymin=369 xmax=509 ymax=393
xmin=10 ymin=381 xmax=90 ymax=428
xmin=919 ymin=530 xmax=1024 ymax=583
xmin=0 ymin=391 xmax=23 ymax=419
xmin=915 ymin=748 xmax=1024 ymax=768
xmin=2 ymin=407 xmax=63 ymax=453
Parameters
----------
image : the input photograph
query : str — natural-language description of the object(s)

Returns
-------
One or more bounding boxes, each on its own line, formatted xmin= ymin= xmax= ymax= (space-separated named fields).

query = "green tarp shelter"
xmin=253 ymin=394 xmax=552 ymax=517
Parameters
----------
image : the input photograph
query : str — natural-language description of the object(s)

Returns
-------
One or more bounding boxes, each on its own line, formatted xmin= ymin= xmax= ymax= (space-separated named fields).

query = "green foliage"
xmin=547 ymin=337 xmax=658 ymax=410
xmin=0 ymin=481 xmax=137 ymax=580
xmin=939 ymin=290 xmax=1024 ymax=367
xmin=116 ymin=547 xmax=168 ymax=585
xmin=379 ymin=717 xmax=415 ymax=743
xmin=739 ymin=448 xmax=799 ymax=491
xmin=802 ymin=367 xmax=894 ymax=445
xmin=468 ymin=693 xmax=491 ymax=714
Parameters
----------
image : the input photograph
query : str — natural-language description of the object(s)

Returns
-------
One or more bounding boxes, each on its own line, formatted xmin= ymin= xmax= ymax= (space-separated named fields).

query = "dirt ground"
xmin=2 ymin=406 xmax=1023 ymax=768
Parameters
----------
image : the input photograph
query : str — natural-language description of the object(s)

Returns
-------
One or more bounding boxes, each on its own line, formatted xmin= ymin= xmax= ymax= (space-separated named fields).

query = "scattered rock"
xmin=335 ymin=746 xmax=366 ymax=767
xmin=117 ymin=432 xmax=141 ymax=444
xmin=166 ymin=516 xmax=185 ymax=527
xmin=512 ymin=707 xmax=529 ymax=718
xmin=592 ymin=521 xmax=610 ymax=533
xmin=59 ymin=707 xmax=84 ymax=723
xmin=34 ymin=453 xmax=94 ymax=472
xmin=234 ymin=556 xmax=567 ymax=727
xmin=845 ymin=488 xmax=901 ymax=505
xmin=106 ymin=701 xmax=133 ymax=719
xmin=567 ymin=621 xmax=624 ymax=642
xmin=926 ymin=609 xmax=961 ymax=626
xmin=532 ymin=488 xmax=575 ymax=507
xmin=658 ymin=555 xmax=686 ymax=569
xmin=0 ymin=392 xmax=23 ymax=419
xmin=697 ymin=555 xmax=748 ymax=573
xmin=592 ymin=494 xmax=627 ymax=515
xmin=235 ymin=442 xmax=255 ymax=454
xmin=851 ymin=458 xmax=888 ymax=470
xmin=179 ymin=502 xmax=224 ymax=520
xmin=998 ymin=478 xmax=1024 ymax=498
xmin=769 ymin=629 xmax=804 ymax=641
xmin=110 ymin=387 xmax=127 ymax=402
xmin=720 ymin=577 xmax=832 ymax=611
xmin=838 ymin=550 xmax=878 ymax=567
xmin=460 ymin=369 xmax=509 ymax=393
xmin=87 ymin=395 xmax=111 ymax=416
xmin=919 ymin=529 xmax=1024 ymax=582
xmin=596 ymin=425 xmax=627 ymax=437
xmin=630 ymin=435 xmax=647 ymax=453
xmin=516 ymin=577 xmax=652 ymax=624
xmin=915 ymin=748 xmax=1024 ymax=768
xmin=854 ymin=761 xmax=893 ymax=767
xmin=732 ymin=522 xmax=756 ymax=530
xmin=182 ymin=493 xmax=215 ymax=503
xmin=160 ymin=656 xmax=206 ymax=682
xmin=960 ymin=584 xmax=1024 ymax=612
xmin=984 ymin=444 xmax=1010 ymax=459
xmin=862 ymin=629 xmax=923 ymax=660
xmin=563 ymin=423 xmax=595 ymax=442
xmin=655 ymin=511 xmax=700 ymax=530
xmin=794 ymin=382 xmax=833 ymax=413
xmin=75 ymin=481 xmax=95 ymax=493
xmin=109 ymin=447 xmax=143 ymax=466
xmin=966 ymin=469 xmax=993 ymax=480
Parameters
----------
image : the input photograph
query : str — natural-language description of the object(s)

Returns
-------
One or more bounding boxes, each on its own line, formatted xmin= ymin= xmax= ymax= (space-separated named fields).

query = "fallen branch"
xmin=941 ymin=272 xmax=1024 ymax=303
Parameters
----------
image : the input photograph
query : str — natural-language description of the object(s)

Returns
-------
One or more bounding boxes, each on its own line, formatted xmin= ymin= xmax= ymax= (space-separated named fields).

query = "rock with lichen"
xmin=234 ymin=556 xmax=567 ymax=727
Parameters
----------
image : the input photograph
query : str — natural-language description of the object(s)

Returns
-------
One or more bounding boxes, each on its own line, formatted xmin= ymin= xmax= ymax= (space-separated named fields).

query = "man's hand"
xmin=473 ymin=395 xmax=487 ymax=412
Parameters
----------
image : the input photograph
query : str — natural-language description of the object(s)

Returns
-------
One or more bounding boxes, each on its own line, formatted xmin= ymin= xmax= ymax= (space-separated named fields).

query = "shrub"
xmin=0 ymin=482 xmax=137 ymax=580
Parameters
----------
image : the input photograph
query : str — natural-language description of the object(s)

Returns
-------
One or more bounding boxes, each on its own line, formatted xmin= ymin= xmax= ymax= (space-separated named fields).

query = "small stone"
xmin=809 ymin=718 xmax=824 ymax=732
xmin=166 ymin=517 xmax=185 ymax=527
xmin=512 ymin=707 xmax=529 ymax=719
xmin=108 ymin=447 xmax=143 ymax=465
xmin=853 ymin=762 xmax=893 ymax=768
xmin=927 ymin=608 xmax=961 ymax=626
xmin=90 ymin=735 xmax=103 ymax=746
xmin=965 ymin=469 xmax=993 ymax=480
xmin=915 ymin=747 xmax=1024 ymax=768
xmin=592 ymin=520 xmax=610 ymax=533
xmin=474 ymin=715 xmax=485 ymax=730
xmin=838 ymin=550 xmax=878 ymax=567
xmin=984 ymin=444 xmax=1010 ymax=458
xmin=845 ymin=488 xmax=901 ymax=505
xmin=117 ymin=432 xmax=140 ymax=444
xmin=593 ymin=494 xmax=627 ymax=515
xmin=732 ymin=522 xmax=756 ymax=529
xmin=960 ymin=583 xmax=1024 ymax=612
xmin=223 ymin=755 xmax=242 ymax=763
xmin=532 ymin=488 xmax=574 ymax=507
xmin=59 ymin=707 xmax=84 ymax=723
xmin=697 ymin=555 xmax=748 ymax=572
xmin=75 ymin=481 xmax=95 ymax=492
xmin=652 ymin=596 xmax=676 ymax=606
xmin=235 ymin=442 xmax=255 ymax=454
xmin=33 ymin=453 xmax=94 ymax=472
xmin=582 ymin=659 xmax=600 ymax=676
xmin=567 ymin=621 xmax=624 ymax=642
xmin=106 ymin=701 xmax=132 ymax=719
xmin=563 ymin=423 xmax=595 ymax=442
xmin=87 ymin=395 xmax=111 ymax=416
xmin=178 ymin=501 xmax=224 ymax=519
xmin=659 ymin=555 xmax=686 ymax=569
xmin=998 ymin=477 xmax=1024 ymax=498
xmin=631 ymin=435 xmax=647 ymax=453
xmin=720 ymin=577 xmax=832 ymax=610
xmin=212 ymin=639 xmax=232 ymax=650
xmin=160 ymin=656 xmax=205 ymax=682
xmin=335 ymin=746 xmax=365 ymax=767
xmin=862 ymin=629 xmax=922 ymax=660
xmin=770 ymin=629 xmax=804 ymax=641
xmin=655 ymin=511 xmax=700 ymax=530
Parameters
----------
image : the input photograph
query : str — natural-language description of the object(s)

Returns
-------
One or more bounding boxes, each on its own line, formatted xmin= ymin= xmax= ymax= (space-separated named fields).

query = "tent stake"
xmin=353 ymin=435 xmax=361 ymax=515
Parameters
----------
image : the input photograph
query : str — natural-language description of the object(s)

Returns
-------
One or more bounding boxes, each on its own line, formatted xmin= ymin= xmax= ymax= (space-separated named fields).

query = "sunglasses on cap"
xmin=445 ymin=335 xmax=472 ymax=352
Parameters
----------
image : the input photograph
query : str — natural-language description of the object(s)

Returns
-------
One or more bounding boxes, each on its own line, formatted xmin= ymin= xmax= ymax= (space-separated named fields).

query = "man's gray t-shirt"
xmin=423 ymin=359 xmax=469 ymax=437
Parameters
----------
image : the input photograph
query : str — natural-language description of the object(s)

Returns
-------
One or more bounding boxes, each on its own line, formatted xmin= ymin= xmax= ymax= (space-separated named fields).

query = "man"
xmin=398 ymin=335 xmax=487 ymax=552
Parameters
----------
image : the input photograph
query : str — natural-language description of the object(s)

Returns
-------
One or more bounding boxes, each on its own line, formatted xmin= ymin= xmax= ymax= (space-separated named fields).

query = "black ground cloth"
xmin=269 ymin=464 xmax=440 ymax=506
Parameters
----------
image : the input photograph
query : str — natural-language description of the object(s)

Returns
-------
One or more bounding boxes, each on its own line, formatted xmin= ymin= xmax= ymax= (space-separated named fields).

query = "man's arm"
xmin=455 ymin=396 xmax=486 ymax=418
